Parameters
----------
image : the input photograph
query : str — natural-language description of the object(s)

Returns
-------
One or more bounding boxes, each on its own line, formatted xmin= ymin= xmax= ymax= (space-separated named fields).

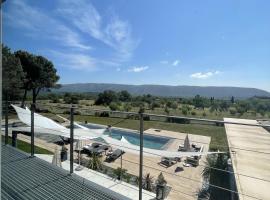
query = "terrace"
xmin=2 ymin=102 xmax=270 ymax=200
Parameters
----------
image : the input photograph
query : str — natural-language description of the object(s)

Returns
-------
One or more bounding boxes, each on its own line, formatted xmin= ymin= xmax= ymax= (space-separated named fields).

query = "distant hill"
xmin=53 ymin=83 xmax=270 ymax=99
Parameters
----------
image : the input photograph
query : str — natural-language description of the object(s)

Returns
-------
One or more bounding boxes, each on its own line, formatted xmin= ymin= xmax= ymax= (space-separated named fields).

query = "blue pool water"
xmin=83 ymin=124 xmax=170 ymax=150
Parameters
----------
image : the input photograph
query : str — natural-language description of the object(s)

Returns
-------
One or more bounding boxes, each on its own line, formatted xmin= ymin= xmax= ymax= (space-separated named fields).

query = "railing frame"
xmin=70 ymin=106 xmax=74 ymax=174
xmin=30 ymin=103 xmax=35 ymax=157
xmin=5 ymin=101 xmax=9 ymax=145
xmin=139 ymin=112 xmax=144 ymax=200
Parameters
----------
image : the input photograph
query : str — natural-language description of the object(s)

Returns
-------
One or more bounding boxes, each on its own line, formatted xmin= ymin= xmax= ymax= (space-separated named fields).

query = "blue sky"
xmin=3 ymin=0 xmax=270 ymax=91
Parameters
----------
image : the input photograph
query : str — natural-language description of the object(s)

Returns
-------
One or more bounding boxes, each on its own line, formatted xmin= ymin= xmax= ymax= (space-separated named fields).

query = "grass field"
xmin=2 ymin=136 xmax=53 ymax=154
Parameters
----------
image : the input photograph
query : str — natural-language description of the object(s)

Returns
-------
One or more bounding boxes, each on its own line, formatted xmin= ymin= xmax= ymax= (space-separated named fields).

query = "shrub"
xmin=109 ymin=102 xmax=119 ymax=111
xmin=74 ymin=111 xmax=81 ymax=115
xmin=229 ymin=108 xmax=236 ymax=115
xmin=191 ymin=111 xmax=197 ymax=115
xmin=63 ymin=110 xmax=70 ymax=115
xmin=182 ymin=108 xmax=188 ymax=115
xmin=143 ymin=115 xmax=150 ymax=121
xmin=123 ymin=103 xmax=132 ymax=112
xmin=100 ymin=112 xmax=109 ymax=117
xmin=169 ymin=118 xmax=190 ymax=124
xmin=88 ymin=154 xmax=102 ymax=171
xmin=113 ymin=167 xmax=128 ymax=180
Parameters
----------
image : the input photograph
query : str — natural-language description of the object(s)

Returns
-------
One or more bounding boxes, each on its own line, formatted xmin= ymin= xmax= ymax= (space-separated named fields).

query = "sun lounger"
xmin=185 ymin=156 xmax=199 ymax=166
xmin=92 ymin=144 xmax=110 ymax=155
xmin=178 ymin=145 xmax=185 ymax=152
xmin=158 ymin=157 xmax=176 ymax=168
xmin=82 ymin=143 xmax=102 ymax=154
xmin=105 ymin=149 xmax=125 ymax=162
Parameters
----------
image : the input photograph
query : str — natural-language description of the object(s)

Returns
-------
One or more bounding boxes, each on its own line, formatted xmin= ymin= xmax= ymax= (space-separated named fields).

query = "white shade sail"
xmin=11 ymin=105 xmax=106 ymax=140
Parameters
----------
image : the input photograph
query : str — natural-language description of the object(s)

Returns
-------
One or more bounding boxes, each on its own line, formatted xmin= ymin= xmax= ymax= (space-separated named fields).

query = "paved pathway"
xmin=36 ymin=154 xmax=157 ymax=200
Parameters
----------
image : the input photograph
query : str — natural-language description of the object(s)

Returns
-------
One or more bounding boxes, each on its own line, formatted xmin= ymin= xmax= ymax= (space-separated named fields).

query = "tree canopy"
xmin=15 ymin=50 xmax=60 ymax=106
xmin=2 ymin=45 xmax=25 ymax=101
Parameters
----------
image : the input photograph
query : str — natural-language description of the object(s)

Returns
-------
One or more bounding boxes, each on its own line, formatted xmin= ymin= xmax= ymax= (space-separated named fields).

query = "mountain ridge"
xmin=52 ymin=83 xmax=270 ymax=98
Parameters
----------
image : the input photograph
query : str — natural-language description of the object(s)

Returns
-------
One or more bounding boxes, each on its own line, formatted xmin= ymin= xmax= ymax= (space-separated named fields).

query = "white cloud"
xmin=172 ymin=60 xmax=180 ymax=66
xmin=5 ymin=0 xmax=92 ymax=51
xmin=190 ymin=71 xmax=221 ymax=79
xmin=116 ymin=67 xmax=121 ymax=71
xmin=57 ymin=0 xmax=138 ymax=62
xmin=5 ymin=0 xmax=138 ymax=71
xmin=48 ymin=51 xmax=97 ymax=71
xmin=128 ymin=66 xmax=149 ymax=73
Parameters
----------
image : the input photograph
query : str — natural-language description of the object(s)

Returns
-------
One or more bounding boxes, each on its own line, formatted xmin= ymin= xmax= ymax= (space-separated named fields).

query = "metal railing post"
xmin=11 ymin=131 xmax=17 ymax=147
xmin=5 ymin=101 xmax=9 ymax=145
xmin=70 ymin=106 xmax=74 ymax=174
xmin=120 ymin=153 xmax=123 ymax=180
xmin=139 ymin=112 xmax=144 ymax=200
xmin=30 ymin=103 xmax=35 ymax=157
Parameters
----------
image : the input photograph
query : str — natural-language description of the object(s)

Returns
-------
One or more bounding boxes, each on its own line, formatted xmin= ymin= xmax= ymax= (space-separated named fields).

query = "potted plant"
xmin=60 ymin=145 xmax=68 ymax=162
xmin=156 ymin=172 xmax=167 ymax=200
xmin=113 ymin=167 xmax=128 ymax=181
xmin=143 ymin=173 xmax=154 ymax=192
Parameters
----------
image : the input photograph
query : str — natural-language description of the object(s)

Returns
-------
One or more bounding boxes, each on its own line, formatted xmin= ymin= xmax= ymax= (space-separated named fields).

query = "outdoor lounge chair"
xmin=158 ymin=157 xmax=177 ymax=168
xmin=82 ymin=143 xmax=102 ymax=154
xmin=185 ymin=156 xmax=199 ymax=167
xmin=105 ymin=149 xmax=125 ymax=162
xmin=92 ymin=144 xmax=110 ymax=155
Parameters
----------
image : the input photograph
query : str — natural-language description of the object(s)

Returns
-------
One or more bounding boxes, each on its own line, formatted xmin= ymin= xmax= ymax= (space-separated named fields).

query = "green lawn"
xmin=2 ymin=136 xmax=53 ymax=154
xmin=65 ymin=115 xmax=228 ymax=151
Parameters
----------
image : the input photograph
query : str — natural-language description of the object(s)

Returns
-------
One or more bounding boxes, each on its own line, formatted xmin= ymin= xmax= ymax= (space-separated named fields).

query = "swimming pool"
xmin=83 ymin=123 xmax=171 ymax=150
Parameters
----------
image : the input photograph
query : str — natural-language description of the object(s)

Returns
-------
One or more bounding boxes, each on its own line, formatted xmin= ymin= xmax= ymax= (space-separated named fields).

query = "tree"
xmin=150 ymin=101 xmax=160 ymax=110
xmin=181 ymin=106 xmax=188 ymax=115
xmin=48 ymin=93 xmax=60 ymax=103
xmin=123 ymin=103 xmax=132 ymax=112
xmin=118 ymin=90 xmax=131 ymax=102
xmin=170 ymin=101 xmax=178 ymax=110
xmin=210 ymin=97 xmax=215 ymax=105
xmin=231 ymin=96 xmax=235 ymax=104
xmin=109 ymin=102 xmax=119 ymax=111
xmin=63 ymin=93 xmax=79 ymax=104
xmin=229 ymin=108 xmax=237 ymax=115
xmin=202 ymin=154 xmax=230 ymax=200
xmin=193 ymin=95 xmax=205 ymax=109
xmin=219 ymin=101 xmax=229 ymax=111
xmin=15 ymin=50 xmax=60 ymax=107
xmin=164 ymin=106 xmax=170 ymax=115
xmin=210 ymin=102 xmax=219 ymax=113
xmin=95 ymin=90 xmax=117 ymax=106
xmin=235 ymin=101 xmax=250 ymax=115
xmin=2 ymin=45 xmax=25 ymax=101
